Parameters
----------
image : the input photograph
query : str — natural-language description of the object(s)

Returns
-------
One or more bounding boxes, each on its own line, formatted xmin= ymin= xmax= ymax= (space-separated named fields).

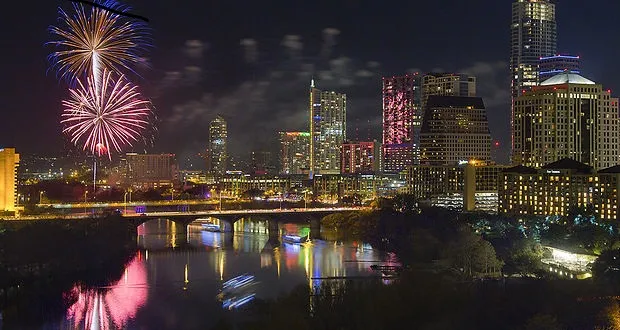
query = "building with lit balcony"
xmin=279 ymin=132 xmax=310 ymax=175
xmin=539 ymin=54 xmax=581 ymax=81
xmin=125 ymin=153 xmax=178 ymax=189
xmin=312 ymin=174 xmax=390 ymax=203
xmin=420 ymin=96 xmax=491 ymax=166
xmin=499 ymin=158 xmax=620 ymax=221
xmin=341 ymin=140 xmax=380 ymax=174
xmin=382 ymin=73 xmax=421 ymax=172
xmin=207 ymin=115 xmax=228 ymax=176
xmin=309 ymin=80 xmax=346 ymax=175
xmin=513 ymin=73 xmax=620 ymax=170
xmin=0 ymin=148 xmax=19 ymax=213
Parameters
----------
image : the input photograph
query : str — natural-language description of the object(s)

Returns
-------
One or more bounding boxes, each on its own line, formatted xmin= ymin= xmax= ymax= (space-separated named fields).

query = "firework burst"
xmin=61 ymin=69 xmax=153 ymax=159
xmin=48 ymin=0 xmax=150 ymax=84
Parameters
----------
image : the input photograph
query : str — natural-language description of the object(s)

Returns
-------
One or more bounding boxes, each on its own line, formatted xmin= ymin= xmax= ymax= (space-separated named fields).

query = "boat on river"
xmin=282 ymin=234 xmax=308 ymax=244
xmin=201 ymin=223 xmax=221 ymax=232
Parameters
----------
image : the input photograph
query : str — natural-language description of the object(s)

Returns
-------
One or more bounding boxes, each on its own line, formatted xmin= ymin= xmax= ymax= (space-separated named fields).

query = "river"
xmin=35 ymin=218 xmax=396 ymax=329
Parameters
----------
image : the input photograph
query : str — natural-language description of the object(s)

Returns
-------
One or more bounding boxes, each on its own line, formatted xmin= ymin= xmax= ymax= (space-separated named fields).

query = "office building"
xmin=420 ymin=96 xmax=492 ymax=166
xmin=499 ymin=158 xmax=620 ymax=221
xmin=221 ymin=174 xmax=290 ymax=198
xmin=341 ymin=140 xmax=380 ymax=174
xmin=124 ymin=153 xmax=178 ymax=189
xmin=511 ymin=0 xmax=557 ymax=153
xmin=0 ymin=148 xmax=19 ymax=213
xmin=421 ymin=73 xmax=476 ymax=109
xmin=513 ymin=73 xmax=620 ymax=170
xmin=539 ymin=54 xmax=581 ymax=81
xmin=309 ymin=80 xmax=347 ymax=175
xmin=279 ymin=132 xmax=310 ymax=175
xmin=250 ymin=151 xmax=275 ymax=175
xmin=382 ymin=73 xmax=421 ymax=172
xmin=405 ymin=161 xmax=506 ymax=213
xmin=207 ymin=115 xmax=227 ymax=176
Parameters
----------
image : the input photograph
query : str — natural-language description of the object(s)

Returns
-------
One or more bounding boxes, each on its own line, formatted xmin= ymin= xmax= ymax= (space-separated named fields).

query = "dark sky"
xmin=1 ymin=0 xmax=618 ymax=166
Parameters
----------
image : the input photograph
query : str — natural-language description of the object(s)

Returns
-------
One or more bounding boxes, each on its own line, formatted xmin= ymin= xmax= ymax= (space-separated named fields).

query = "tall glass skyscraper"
xmin=510 ymin=0 xmax=556 ymax=154
xmin=207 ymin=115 xmax=227 ymax=176
xmin=309 ymin=80 xmax=347 ymax=176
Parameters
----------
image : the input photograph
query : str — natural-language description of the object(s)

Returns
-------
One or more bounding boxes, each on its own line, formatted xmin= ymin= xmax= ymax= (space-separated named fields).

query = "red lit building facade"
xmin=382 ymin=74 xmax=421 ymax=173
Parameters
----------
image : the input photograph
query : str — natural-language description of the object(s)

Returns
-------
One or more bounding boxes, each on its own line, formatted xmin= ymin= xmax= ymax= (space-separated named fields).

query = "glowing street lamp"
xmin=39 ymin=191 xmax=45 ymax=204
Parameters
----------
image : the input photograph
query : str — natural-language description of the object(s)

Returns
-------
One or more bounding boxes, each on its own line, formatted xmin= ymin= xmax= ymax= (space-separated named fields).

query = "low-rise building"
xmin=405 ymin=161 xmax=506 ymax=213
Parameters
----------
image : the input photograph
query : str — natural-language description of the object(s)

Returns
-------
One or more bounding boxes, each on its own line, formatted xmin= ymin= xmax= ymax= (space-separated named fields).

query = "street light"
xmin=39 ymin=191 xmax=44 ymax=204
xmin=303 ymin=190 xmax=308 ymax=209
xmin=84 ymin=191 xmax=88 ymax=214
xmin=124 ymin=191 xmax=128 ymax=214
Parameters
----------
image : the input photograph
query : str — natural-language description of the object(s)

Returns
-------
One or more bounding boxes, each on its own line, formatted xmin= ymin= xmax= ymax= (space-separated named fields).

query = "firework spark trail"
xmin=61 ymin=69 xmax=152 ymax=159
xmin=48 ymin=1 xmax=150 ymax=84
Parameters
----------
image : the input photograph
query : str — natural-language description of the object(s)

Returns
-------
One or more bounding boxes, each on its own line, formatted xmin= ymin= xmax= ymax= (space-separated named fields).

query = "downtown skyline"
xmin=1 ymin=0 xmax=619 ymax=165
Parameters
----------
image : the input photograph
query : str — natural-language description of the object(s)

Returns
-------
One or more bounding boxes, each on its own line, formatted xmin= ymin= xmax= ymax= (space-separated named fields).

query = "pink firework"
xmin=61 ymin=68 xmax=152 ymax=159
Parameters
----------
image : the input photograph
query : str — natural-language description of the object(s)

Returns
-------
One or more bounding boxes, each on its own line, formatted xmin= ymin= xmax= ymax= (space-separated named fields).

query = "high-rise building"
xmin=421 ymin=73 xmax=476 ymax=109
xmin=510 ymin=0 xmax=557 ymax=154
xmin=539 ymin=54 xmax=581 ymax=81
xmin=309 ymin=80 xmax=346 ymax=175
xmin=250 ymin=151 xmax=275 ymax=175
xmin=382 ymin=73 xmax=421 ymax=173
xmin=207 ymin=115 xmax=227 ymax=175
xmin=279 ymin=132 xmax=310 ymax=175
xmin=341 ymin=140 xmax=380 ymax=174
xmin=513 ymin=73 xmax=620 ymax=170
xmin=124 ymin=153 xmax=178 ymax=188
xmin=0 ymin=148 xmax=19 ymax=212
xmin=420 ymin=96 xmax=492 ymax=166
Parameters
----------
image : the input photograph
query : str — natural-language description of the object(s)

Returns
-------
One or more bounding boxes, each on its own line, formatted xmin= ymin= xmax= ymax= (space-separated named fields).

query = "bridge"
xmin=127 ymin=207 xmax=365 ymax=241
xmin=7 ymin=207 xmax=368 ymax=242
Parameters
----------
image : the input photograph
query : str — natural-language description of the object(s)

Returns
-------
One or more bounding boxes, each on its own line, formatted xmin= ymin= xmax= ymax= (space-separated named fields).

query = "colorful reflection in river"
xmin=64 ymin=252 xmax=148 ymax=329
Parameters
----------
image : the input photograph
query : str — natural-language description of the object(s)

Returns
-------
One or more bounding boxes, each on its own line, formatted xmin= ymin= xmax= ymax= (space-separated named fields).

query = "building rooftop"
xmin=540 ymin=73 xmax=595 ymax=86
xmin=598 ymin=165 xmax=620 ymax=174
xmin=541 ymin=158 xmax=593 ymax=174
xmin=503 ymin=165 xmax=538 ymax=174
xmin=426 ymin=95 xmax=485 ymax=109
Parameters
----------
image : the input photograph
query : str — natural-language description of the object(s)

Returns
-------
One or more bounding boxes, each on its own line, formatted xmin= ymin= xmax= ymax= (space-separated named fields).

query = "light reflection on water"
xmin=59 ymin=218 xmax=392 ymax=329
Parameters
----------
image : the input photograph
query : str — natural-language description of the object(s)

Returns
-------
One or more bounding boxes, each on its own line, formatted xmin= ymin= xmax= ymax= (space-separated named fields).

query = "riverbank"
xmin=0 ymin=216 xmax=138 ymax=327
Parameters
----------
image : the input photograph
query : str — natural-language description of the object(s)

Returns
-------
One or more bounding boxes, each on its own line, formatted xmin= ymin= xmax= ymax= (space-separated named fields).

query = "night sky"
xmin=1 ymin=0 xmax=618 ymax=165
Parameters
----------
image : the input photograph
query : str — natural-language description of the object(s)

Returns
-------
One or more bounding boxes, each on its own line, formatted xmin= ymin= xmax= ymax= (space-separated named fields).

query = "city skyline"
xmin=2 ymin=1 xmax=619 ymax=165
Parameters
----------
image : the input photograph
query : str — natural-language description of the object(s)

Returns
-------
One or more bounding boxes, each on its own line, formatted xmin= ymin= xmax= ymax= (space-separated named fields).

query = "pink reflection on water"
xmin=65 ymin=252 xmax=148 ymax=329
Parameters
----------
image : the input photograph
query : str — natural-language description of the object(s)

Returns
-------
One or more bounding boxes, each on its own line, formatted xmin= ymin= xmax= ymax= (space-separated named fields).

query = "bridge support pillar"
xmin=310 ymin=217 xmax=321 ymax=240
xmin=268 ymin=219 xmax=280 ymax=243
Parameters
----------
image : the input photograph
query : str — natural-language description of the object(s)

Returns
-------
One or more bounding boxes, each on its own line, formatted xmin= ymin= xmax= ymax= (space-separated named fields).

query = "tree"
xmin=392 ymin=194 xmax=419 ymax=214
xmin=524 ymin=314 xmax=562 ymax=330
xmin=592 ymin=249 xmax=620 ymax=284
xmin=242 ymin=188 xmax=265 ymax=200
xmin=444 ymin=227 xmax=503 ymax=277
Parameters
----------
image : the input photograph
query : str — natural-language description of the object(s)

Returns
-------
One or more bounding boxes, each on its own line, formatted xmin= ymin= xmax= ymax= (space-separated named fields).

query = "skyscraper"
xmin=207 ymin=115 xmax=227 ymax=175
xmin=421 ymin=73 xmax=476 ymax=110
xmin=513 ymin=73 xmax=619 ymax=170
xmin=279 ymin=132 xmax=310 ymax=175
xmin=309 ymin=80 xmax=346 ymax=175
xmin=382 ymin=73 xmax=421 ymax=173
xmin=0 ymin=148 xmax=19 ymax=212
xmin=539 ymin=54 xmax=581 ymax=81
xmin=420 ymin=96 xmax=492 ymax=166
xmin=511 ymin=0 xmax=557 ymax=153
